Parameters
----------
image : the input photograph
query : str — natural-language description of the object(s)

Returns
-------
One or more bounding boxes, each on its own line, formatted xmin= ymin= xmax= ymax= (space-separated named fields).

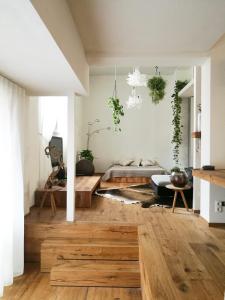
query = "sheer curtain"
xmin=0 ymin=76 xmax=26 ymax=297
xmin=38 ymin=97 xmax=67 ymax=186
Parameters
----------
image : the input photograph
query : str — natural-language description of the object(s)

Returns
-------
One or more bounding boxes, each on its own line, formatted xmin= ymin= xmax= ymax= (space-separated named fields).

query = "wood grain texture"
xmin=41 ymin=238 xmax=139 ymax=272
xmin=25 ymin=222 xmax=138 ymax=262
xmin=1 ymin=263 xmax=142 ymax=300
xmin=193 ymin=169 xmax=225 ymax=189
xmin=50 ymin=260 xmax=140 ymax=288
xmin=35 ymin=176 xmax=101 ymax=208
xmin=23 ymin=181 xmax=225 ymax=299
xmin=108 ymin=177 xmax=150 ymax=183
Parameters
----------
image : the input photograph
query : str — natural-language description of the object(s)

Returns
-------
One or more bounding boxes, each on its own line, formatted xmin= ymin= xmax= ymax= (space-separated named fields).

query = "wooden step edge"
xmin=50 ymin=260 xmax=141 ymax=288
xmin=50 ymin=259 xmax=140 ymax=271
xmin=41 ymin=239 xmax=138 ymax=248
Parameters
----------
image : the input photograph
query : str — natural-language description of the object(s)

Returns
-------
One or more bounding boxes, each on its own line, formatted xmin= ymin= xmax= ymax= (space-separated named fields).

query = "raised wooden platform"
xmin=25 ymin=222 xmax=138 ymax=263
xmin=41 ymin=238 xmax=139 ymax=272
xmin=39 ymin=223 xmax=140 ymax=288
xmin=50 ymin=260 xmax=140 ymax=287
xmin=22 ymin=181 xmax=225 ymax=299
xmin=35 ymin=176 xmax=101 ymax=208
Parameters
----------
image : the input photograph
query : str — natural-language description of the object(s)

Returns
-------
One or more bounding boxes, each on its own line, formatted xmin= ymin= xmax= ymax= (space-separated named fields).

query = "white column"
xmin=67 ymin=93 xmax=76 ymax=222
xmin=192 ymin=66 xmax=201 ymax=211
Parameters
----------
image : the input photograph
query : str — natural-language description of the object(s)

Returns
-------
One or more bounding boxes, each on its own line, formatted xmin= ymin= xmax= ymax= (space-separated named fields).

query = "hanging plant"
xmin=108 ymin=66 xmax=124 ymax=131
xmin=171 ymin=80 xmax=188 ymax=164
xmin=108 ymin=97 xmax=124 ymax=132
xmin=147 ymin=76 xmax=166 ymax=104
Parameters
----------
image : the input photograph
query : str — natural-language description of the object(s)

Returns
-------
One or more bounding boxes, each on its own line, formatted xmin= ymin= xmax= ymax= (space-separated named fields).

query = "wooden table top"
xmin=37 ymin=176 xmax=101 ymax=193
xmin=166 ymin=184 xmax=192 ymax=191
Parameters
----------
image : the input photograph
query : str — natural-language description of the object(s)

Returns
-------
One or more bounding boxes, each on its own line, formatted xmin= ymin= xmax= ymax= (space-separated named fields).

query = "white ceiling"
xmin=0 ymin=0 xmax=85 ymax=95
xmin=68 ymin=0 xmax=225 ymax=58
xmin=90 ymin=66 xmax=188 ymax=76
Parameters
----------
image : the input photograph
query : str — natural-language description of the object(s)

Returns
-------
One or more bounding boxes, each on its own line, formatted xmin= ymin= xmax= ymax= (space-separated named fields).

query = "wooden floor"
xmin=3 ymin=181 xmax=225 ymax=299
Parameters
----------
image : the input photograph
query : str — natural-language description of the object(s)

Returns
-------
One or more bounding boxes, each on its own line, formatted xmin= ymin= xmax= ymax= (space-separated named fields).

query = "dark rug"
xmin=95 ymin=184 xmax=158 ymax=207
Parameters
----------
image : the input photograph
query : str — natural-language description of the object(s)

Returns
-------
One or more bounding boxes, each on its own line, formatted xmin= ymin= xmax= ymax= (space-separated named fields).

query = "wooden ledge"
xmin=192 ymin=169 xmax=225 ymax=188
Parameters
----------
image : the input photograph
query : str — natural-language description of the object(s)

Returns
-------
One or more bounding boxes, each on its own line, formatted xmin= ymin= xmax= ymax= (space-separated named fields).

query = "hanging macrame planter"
xmin=108 ymin=66 xmax=124 ymax=131
xmin=147 ymin=66 xmax=166 ymax=104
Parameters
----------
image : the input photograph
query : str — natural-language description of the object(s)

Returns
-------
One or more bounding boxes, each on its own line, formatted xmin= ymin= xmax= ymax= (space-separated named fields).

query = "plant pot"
xmin=76 ymin=159 xmax=95 ymax=176
xmin=170 ymin=171 xmax=188 ymax=188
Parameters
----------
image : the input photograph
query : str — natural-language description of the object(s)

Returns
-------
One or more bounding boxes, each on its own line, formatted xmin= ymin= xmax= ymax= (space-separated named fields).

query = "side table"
xmin=166 ymin=184 xmax=192 ymax=213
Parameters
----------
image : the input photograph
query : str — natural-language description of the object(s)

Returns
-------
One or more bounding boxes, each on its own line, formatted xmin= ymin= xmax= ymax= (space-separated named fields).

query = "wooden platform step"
xmin=50 ymin=260 xmax=140 ymax=287
xmin=25 ymin=222 xmax=138 ymax=263
xmin=41 ymin=238 xmax=139 ymax=272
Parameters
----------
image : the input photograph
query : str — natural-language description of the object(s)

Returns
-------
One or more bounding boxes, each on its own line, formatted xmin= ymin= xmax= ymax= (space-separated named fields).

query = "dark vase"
xmin=76 ymin=159 xmax=95 ymax=176
xmin=170 ymin=171 xmax=188 ymax=188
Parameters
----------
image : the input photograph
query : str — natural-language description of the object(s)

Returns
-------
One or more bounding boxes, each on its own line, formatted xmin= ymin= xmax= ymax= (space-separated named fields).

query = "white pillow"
xmin=141 ymin=159 xmax=155 ymax=167
xmin=131 ymin=159 xmax=141 ymax=167
xmin=119 ymin=159 xmax=134 ymax=166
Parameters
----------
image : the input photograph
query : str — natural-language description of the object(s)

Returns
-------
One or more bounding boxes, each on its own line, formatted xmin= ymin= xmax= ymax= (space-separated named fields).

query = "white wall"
xmin=81 ymin=74 xmax=190 ymax=173
xmin=200 ymin=35 xmax=225 ymax=223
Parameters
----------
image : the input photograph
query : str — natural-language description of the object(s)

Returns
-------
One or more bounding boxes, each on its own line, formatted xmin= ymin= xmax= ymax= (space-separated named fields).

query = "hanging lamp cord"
xmin=113 ymin=65 xmax=117 ymax=98
xmin=155 ymin=66 xmax=160 ymax=76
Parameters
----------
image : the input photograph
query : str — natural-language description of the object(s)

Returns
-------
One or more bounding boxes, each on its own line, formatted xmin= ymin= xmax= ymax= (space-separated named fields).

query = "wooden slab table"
xmin=35 ymin=176 xmax=101 ymax=208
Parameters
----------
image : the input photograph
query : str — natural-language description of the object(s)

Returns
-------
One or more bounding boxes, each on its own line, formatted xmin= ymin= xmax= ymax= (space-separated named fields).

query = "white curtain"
xmin=38 ymin=97 xmax=67 ymax=186
xmin=0 ymin=76 xmax=25 ymax=297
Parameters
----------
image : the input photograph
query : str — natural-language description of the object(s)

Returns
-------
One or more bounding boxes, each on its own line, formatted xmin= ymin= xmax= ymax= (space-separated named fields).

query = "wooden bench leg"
xmin=52 ymin=193 xmax=57 ymax=214
xmin=39 ymin=192 xmax=48 ymax=214
xmin=50 ymin=193 xmax=57 ymax=216
xmin=180 ymin=190 xmax=189 ymax=211
xmin=172 ymin=191 xmax=178 ymax=213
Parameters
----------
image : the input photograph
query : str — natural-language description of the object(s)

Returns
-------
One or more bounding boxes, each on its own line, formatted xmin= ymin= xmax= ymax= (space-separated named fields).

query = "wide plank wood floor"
xmin=3 ymin=182 xmax=225 ymax=299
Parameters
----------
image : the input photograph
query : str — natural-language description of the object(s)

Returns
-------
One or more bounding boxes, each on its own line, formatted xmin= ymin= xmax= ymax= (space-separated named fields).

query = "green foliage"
xmin=108 ymin=97 xmax=124 ymax=131
xmin=171 ymin=80 xmax=189 ymax=164
xmin=147 ymin=76 xmax=166 ymax=104
xmin=171 ymin=166 xmax=181 ymax=173
xmin=80 ymin=149 xmax=94 ymax=161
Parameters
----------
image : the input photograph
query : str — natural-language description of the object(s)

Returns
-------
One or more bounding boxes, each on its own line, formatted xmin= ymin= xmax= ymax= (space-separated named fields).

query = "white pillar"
xmin=192 ymin=66 xmax=201 ymax=211
xmin=67 ymin=93 xmax=76 ymax=222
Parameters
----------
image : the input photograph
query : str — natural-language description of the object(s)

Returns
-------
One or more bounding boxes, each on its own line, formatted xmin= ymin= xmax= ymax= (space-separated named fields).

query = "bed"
xmin=101 ymin=165 xmax=166 ymax=181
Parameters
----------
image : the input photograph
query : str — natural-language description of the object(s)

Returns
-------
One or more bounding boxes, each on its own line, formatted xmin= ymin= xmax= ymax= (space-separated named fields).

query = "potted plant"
xmin=108 ymin=96 xmax=124 ymax=131
xmin=80 ymin=149 xmax=94 ymax=161
xmin=147 ymin=76 xmax=166 ymax=104
xmin=170 ymin=167 xmax=188 ymax=188
xmin=77 ymin=149 xmax=95 ymax=176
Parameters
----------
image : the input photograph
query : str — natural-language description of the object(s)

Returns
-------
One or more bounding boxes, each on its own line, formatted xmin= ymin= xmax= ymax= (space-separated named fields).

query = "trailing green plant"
xmin=108 ymin=97 xmax=124 ymax=131
xmin=171 ymin=166 xmax=181 ymax=173
xmin=147 ymin=76 xmax=166 ymax=104
xmin=171 ymin=80 xmax=188 ymax=164
xmin=80 ymin=149 xmax=94 ymax=161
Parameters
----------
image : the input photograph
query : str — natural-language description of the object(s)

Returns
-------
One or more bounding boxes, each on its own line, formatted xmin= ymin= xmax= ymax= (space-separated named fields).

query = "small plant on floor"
xmin=171 ymin=80 xmax=188 ymax=164
xmin=147 ymin=76 xmax=166 ymax=104
xmin=80 ymin=149 xmax=94 ymax=161
xmin=108 ymin=96 xmax=124 ymax=132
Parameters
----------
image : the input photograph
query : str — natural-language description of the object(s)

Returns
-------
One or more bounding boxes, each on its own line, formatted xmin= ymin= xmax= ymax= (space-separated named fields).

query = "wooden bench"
xmin=35 ymin=176 xmax=101 ymax=208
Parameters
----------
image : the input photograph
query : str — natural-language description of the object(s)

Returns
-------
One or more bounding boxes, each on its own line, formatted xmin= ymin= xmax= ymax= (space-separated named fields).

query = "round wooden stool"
xmin=166 ymin=184 xmax=191 ymax=213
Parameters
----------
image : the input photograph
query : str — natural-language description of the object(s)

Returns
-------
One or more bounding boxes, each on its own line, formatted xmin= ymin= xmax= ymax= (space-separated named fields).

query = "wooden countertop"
xmin=192 ymin=169 xmax=225 ymax=188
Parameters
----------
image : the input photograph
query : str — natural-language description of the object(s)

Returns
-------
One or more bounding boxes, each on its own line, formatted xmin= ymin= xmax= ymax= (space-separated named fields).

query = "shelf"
xmin=192 ymin=169 xmax=225 ymax=189
xmin=192 ymin=131 xmax=201 ymax=138
xmin=178 ymin=79 xmax=194 ymax=98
